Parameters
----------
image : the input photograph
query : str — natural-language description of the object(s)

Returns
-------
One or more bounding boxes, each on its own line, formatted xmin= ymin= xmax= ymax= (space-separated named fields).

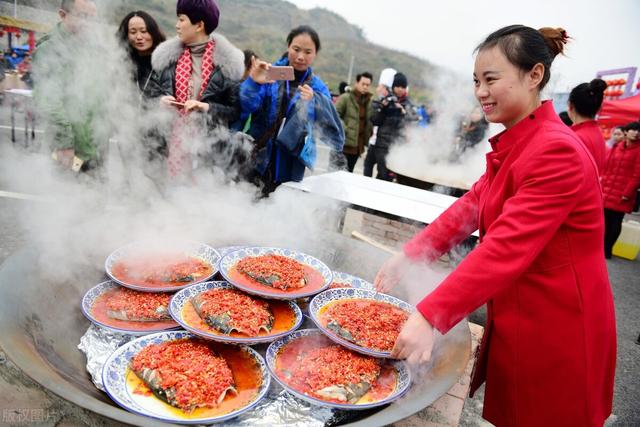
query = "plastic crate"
xmin=612 ymin=220 xmax=640 ymax=260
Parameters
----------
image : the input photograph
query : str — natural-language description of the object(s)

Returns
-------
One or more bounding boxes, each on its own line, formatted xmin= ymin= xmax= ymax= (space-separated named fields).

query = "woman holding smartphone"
xmin=151 ymin=0 xmax=244 ymax=178
xmin=239 ymin=25 xmax=344 ymax=194
xmin=375 ymin=25 xmax=616 ymax=426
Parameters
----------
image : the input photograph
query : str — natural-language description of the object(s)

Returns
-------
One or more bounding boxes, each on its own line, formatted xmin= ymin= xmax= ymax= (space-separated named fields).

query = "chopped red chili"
xmin=130 ymin=339 xmax=235 ymax=410
xmin=106 ymin=288 xmax=171 ymax=320
xmin=236 ymin=255 xmax=307 ymax=290
xmin=324 ymin=300 xmax=409 ymax=351
xmin=196 ymin=288 xmax=272 ymax=336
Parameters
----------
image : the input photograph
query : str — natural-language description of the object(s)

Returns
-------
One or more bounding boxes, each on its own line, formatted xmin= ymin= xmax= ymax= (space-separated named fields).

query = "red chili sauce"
xmin=92 ymin=288 xmax=178 ymax=331
xmin=112 ymin=254 xmax=213 ymax=288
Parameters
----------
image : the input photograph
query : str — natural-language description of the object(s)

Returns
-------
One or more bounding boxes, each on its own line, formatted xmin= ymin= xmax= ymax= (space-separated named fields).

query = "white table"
xmin=387 ymin=157 xmax=474 ymax=191
xmin=282 ymin=171 xmax=479 ymax=236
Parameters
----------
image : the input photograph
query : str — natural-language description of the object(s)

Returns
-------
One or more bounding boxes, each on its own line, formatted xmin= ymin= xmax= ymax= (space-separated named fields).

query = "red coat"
xmin=405 ymin=102 xmax=616 ymax=427
xmin=601 ymin=141 xmax=640 ymax=212
xmin=571 ymin=120 xmax=607 ymax=173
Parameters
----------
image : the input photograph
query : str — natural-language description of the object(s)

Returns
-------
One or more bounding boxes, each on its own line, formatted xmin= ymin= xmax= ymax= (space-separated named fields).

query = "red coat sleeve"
xmin=403 ymin=175 xmax=485 ymax=262
xmin=417 ymin=140 xmax=587 ymax=334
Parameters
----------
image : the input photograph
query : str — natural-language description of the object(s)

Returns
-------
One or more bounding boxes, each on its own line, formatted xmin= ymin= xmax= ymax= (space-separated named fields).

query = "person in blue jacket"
xmin=239 ymin=25 xmax=344 ymax=194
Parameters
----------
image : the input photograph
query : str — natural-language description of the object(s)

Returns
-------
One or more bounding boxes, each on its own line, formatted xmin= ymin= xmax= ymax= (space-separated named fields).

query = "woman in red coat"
xmin=568 ymin=78 xmax=608 ymax=173
xmin=375 ymin=25 xmax=616 ymax=427
xmin=601 ymin=121 xmax=640 ymax=258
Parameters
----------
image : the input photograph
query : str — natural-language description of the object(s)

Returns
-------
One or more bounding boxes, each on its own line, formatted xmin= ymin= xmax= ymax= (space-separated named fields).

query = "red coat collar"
xmin=571 ymin=120 xmax=598 ymax=132
xmin=488 ymin=101 xmax=559 ymax=155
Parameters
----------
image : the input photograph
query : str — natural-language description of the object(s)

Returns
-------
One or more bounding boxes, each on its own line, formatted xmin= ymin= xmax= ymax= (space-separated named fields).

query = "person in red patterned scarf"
xmin=151 ymin=0 xmax=244 ymax=179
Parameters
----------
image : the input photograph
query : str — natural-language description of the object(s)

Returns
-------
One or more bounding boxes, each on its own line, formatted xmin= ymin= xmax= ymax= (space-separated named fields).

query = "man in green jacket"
xmin=33 ymin=0 xmax=98 ymax=172
xmin=334 ymin=72 xmax=373 ymax=172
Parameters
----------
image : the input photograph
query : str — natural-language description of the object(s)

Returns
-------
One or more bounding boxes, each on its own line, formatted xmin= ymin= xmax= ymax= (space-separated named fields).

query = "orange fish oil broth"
xmin=228 ymin=262 xmax=326 ymax=296
xmin=112 ymin=254 xmax=213 ymax=288
xmin=127 ymin=341 xmax=263 ymax=419
xmin=92 ymin=289 xmax=178 ymax=331
xmin=274 ymin=334 xmax=398 ymax=405
xmin=181 ymin=297 xmax=298 ymax=337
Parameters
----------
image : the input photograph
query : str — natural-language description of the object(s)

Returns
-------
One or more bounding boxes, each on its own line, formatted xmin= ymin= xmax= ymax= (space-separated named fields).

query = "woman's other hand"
xmin=374 ymin=252 xmax=410 ymax=293
xmin=391 ymin=311 xmax=435 ymax=366
xmin=184 ymin=100 xmax=209 ymax=113
xmin=299 ymin=84 xmax=314 ymax=101
xmin=160 ymin=95 xmax=177 ymax=107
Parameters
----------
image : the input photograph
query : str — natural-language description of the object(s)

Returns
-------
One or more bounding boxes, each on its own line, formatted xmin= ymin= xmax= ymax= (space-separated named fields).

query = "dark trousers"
xmin=345 ymin=153 xmax=359 ymax=172
xmin=604 ymin=208 xmax=626 ymax=258
xmin=363 ymin=146 xmax=391 ymax=181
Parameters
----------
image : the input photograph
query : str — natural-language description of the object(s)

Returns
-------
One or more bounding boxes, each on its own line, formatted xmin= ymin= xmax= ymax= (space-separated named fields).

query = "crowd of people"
xmin=21 ymin=2 xmax=640 ymax=425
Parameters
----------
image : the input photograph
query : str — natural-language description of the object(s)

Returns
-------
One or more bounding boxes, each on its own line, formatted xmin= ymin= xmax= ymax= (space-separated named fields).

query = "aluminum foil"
xmin=77 ymin=325 xmax=133 ymax=390
xmin=77 ymin=325 xmax=358 ymax=426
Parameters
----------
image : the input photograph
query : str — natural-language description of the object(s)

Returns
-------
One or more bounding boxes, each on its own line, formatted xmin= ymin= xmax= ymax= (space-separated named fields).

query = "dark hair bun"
xmin=589 ymin=78 xmax=607 ymax=95
xmin=538 ymin=27 xmax=568 ymax=58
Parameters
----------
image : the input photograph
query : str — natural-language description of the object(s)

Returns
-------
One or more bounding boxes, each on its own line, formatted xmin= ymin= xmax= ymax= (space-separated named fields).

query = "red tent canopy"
xmin=598 ymin=93 xmax=640 ymax=127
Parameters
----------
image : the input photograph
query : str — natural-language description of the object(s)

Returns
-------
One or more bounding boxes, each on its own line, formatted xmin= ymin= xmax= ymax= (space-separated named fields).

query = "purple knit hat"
xmin=176 ymin=0 xmax=220 ymax=35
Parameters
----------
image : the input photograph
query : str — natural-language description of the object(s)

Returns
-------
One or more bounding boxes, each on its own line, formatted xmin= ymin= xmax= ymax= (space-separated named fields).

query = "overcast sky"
xmin=289 ymin=0 xmax=640 ymax=93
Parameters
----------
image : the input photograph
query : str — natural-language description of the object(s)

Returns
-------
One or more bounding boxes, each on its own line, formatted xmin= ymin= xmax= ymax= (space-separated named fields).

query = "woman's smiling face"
xmin=473 ymin=46 xmax=541 ymax=129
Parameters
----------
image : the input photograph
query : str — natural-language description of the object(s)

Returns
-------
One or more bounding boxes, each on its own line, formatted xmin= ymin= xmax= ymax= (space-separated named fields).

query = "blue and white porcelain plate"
xmin=169 ymin=281 xmax=303 ymax=344
xmin=81 ymin=281 xmax=179 ymax=336
xmin=309 ymin=288 xmax=414 ymax=358
xmin=105 ymin=241 xmax=220 ymax=293
xmin=218 ymin=247 xmax=333 ymax=300
xmin=329 ymin=271 xmax=374 ymax=290
xmin=265 ymin=329 xmax=411 ymax=410
xmin=215 ymin=245 xmax=246 ymax=258
xmin=102 ymin=330 xmax=271 ymax=425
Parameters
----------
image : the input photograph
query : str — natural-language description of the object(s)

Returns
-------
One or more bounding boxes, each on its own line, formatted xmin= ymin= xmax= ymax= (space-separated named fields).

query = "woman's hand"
xmin=374 ymin=252 xmax=410 ymax=294
xmin=160 ymin=95 xmax=177 ymax=107
xmin=299 ymin=84 xmax=314 ymax=101
xmin=184 ymin=100 xmax=209 ymax=113
xmin=249 ymin=57 xmax=275 ymax=85
xmin=391 ymin=311 xmax=435 ymax=366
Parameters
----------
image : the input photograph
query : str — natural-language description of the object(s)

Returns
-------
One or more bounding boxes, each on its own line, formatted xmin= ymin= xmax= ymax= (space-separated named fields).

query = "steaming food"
xmin=112 ymin=254 xmax=213 ymax=288
xmin=130 ymin=339 xmax=237 ymax=412
xmin=273 ymin=333 xmax=403 ymax=405
xmin=236 ymin=255 xmax=307 ymax=290
xmin=191 ymin=288 xmax=274 ymax=336
xmin=277 ymin=336 xmax=381 ymax=404
xmin=322 ymin=300 xmax=409 ymax=352
xmin=105 ymin=288 xmax=172 ymax=322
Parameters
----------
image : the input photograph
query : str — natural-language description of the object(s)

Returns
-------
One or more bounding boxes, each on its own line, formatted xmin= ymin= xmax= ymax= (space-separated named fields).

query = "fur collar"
xmin=151 ymin=33 xmax=244 ymax=80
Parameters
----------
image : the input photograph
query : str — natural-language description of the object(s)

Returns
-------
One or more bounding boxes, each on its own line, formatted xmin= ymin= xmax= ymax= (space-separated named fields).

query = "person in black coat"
xmin=117 ymin=10 xmax=166 ymax=100
xmin=150 ymin=0 xmax=244 ymax=179
xmin=364 ymin=72 xmax=418 ymax=180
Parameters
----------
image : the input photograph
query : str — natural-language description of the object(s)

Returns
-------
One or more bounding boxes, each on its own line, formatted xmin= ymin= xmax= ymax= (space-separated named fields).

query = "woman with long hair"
xmin=375 ymin=25 xmax=616 ymax=426
xmin=239 ymin=25 xmax=344 ymax=194
xmin=568 ymin=78 xmax=608 ymax=172
xmin=117 ymin=10 xmax=166 ymax=99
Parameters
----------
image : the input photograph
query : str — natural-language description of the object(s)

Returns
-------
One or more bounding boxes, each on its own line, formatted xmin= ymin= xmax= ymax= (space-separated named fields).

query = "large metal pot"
xmin=0 ymin=238 xmax=471 ymax=426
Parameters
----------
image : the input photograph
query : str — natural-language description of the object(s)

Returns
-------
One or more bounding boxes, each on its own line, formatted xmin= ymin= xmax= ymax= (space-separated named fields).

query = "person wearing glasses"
xmin=32 ymin=0 xmax=99 ymax=172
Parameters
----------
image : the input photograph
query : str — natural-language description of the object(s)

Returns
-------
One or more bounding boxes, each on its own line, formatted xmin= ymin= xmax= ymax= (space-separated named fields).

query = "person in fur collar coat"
xmin=151 ymin=0 xmax=244 ymax=177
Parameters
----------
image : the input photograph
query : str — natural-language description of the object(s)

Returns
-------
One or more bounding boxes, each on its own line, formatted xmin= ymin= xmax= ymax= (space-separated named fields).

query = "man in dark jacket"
xmin=335 ymin=71 xmax=373 ymax=172
xmin=363 ymin=72 xmax=417 ymax=180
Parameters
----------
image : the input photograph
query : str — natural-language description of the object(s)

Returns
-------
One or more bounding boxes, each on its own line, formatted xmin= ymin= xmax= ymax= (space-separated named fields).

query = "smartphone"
xmin=266 ymin=65 xmax=295 ymax=81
